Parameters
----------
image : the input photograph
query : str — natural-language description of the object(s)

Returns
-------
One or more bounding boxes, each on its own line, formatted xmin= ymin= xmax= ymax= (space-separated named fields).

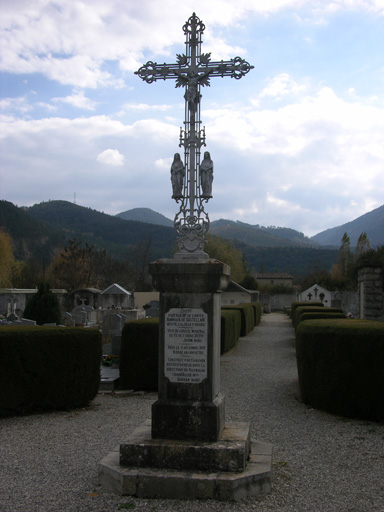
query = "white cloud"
xmin=96 ymin=149 xmax=125 ymax=166
xmin=52 ymin=90 xmax=97 ymax=110
xmin=259 ymin=74 xmax=308 ymax=100
xmin=120 ymin=103 xmax=173 ymax=112
xmin=0 ymin=96 xmax=33 ymax=113
xmin=1 ymin=0 xmax=383 ymax=89
xmin=201 ymin=82 xmax=384 ymax=233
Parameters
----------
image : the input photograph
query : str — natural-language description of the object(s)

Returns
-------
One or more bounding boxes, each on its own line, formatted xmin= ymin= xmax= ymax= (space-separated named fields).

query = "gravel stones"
xmin=0 ymin=313 xmax=383 ymax=511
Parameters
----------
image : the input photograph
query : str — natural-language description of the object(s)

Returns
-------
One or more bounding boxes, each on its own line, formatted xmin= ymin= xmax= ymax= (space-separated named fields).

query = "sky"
xmin=1 ymin=0 xmax=384 ymax=237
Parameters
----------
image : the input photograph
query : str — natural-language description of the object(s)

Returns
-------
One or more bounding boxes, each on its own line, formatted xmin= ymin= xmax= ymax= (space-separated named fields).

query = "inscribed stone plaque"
xmin=164 ymin=308 xmax=208 ymax=384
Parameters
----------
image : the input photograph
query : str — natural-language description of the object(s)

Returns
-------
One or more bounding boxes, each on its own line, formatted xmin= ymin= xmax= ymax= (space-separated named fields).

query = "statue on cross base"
xmin=200 ymin=151 xmax=213 ymax=199
xmin=170 ymin=153 xmax=185 ymax=200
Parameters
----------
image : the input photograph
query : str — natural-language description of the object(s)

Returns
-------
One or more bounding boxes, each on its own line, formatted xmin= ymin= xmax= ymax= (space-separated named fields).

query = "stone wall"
xmin=259 ymin=293 xmax=297 ymax=312
xmin=358 ymin=266 xmax=384 ymax=322
xmin=331 ymin=291 xmax=359 ymax=318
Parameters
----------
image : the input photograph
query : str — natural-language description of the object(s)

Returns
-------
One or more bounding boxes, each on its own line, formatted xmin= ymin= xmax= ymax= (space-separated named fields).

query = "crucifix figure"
xmin=135 ymin=12 xmax=253 ymax=256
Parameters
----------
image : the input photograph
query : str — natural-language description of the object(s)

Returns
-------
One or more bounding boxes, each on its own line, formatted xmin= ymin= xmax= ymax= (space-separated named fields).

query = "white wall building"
xmin=299 ymin=284 xmax=332 ymax=306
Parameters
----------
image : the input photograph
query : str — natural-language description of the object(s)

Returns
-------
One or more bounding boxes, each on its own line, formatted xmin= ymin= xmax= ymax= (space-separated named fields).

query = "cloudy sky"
xmin=1 ymin=0 xmax=383 ymax=236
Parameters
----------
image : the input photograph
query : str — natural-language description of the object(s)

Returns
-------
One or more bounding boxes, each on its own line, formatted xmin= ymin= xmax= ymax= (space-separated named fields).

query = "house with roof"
xmin=222 ymin=281 xmax=259 ymax=306
xmin=99 ymin=283 xmax=134 ymax=309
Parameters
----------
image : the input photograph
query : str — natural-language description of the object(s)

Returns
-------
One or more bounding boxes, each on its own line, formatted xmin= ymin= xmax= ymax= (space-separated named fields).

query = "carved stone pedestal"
xmin=99 ymin=259 xmax=272 ymax=500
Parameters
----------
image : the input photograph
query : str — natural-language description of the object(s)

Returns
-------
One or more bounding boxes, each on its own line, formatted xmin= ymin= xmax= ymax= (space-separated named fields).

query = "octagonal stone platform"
xmin=99 ymin=420 xmax=272 ymax=501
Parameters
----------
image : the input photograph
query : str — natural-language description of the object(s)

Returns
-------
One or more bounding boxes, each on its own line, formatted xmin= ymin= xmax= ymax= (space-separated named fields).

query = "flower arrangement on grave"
xmin=102 ymin=354 xmax=119 ymax=367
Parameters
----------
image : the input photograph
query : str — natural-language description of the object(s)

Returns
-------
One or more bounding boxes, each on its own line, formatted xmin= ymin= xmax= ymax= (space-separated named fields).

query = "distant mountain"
xmin=311 ymin=204 xmax=384 ymax=248
xmin=0 ymin=200 xmax=341 ymax=277
xmin=210 ymin=219 xmax=316 ymax=248
xmin=114 ymin=211 xmax=317 ymax=248
xmin=25 ymin=200 xmax=176 ymax=260
xmin=116 ymin=208 xmax=173 ymax=227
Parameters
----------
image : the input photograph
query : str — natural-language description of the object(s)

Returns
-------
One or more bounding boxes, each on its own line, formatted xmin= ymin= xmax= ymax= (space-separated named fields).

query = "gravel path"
xmin=1 ymin=312 xmax=383 ymax=512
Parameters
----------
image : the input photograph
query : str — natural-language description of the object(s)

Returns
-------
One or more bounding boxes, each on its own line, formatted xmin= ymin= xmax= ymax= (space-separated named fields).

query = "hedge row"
xmin=296 ymin=319 xmax=384 ymax=421
xmin=298 ymin=312 xmax=346 ymax=325
xmin=222 ymin=303 xmax=256 ymax=336
xmin=119 ymin=318 xmax=159 ymax=391
xmin=120 ymin=303 xmax=262 ymax=391
xmin=290 ymin=301 xmax=323 ymax=323
xmin=294 ymin=306 xmax=345 ymax=328
xmin=0 ymin=327 xmax=102 ymax=416
xmin=220 ymin=309 xmax=241 ymax=354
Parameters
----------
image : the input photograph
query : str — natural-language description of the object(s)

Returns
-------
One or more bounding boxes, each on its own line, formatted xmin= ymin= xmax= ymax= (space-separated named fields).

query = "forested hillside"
xmin=26 ymin=201 xmax=176 ymax=260
xmin=1 ymin=200 xmax=342 ymax=278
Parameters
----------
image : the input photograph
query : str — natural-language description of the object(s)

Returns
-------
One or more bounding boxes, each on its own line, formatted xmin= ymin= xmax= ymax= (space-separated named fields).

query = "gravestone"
xmin=63 ymin=312 xmax=75 ymax=326
xmin=102 ymin=313 xmax=126 ymax=337
xmin=71 ymin=306 xmax=87 ymax=325
xmin=99 ymin=13 xmax=271 ymax=500
xmin=21 ymin=318 xmax=37 ymax=326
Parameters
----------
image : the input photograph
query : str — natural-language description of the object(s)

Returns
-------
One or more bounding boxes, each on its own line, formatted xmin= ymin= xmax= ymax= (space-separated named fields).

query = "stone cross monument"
xmin=135 ymin=12 xmax=253 ymax=256
xmin=99 ymin=14 xmax=272 ymax=500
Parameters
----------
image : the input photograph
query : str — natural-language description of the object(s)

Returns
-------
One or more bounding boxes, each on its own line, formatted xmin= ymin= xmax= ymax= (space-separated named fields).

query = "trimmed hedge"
xmin=297 ymin=311 xmax=346 ymax=326
xmin=290 ymin=301 xmax=323 ymax=322
xmin=249 ymin=302 xmax=262 ymax=326
xmin=0 ymin=327 xmax=102 ymax=416
xmin=120 ymin=306 xmax=261 ymax=390
xmin=222 ymin=303 xmax=255 ymax=336
xmin=293 ymin=306 xmax=343 ymax=328
xmin=220 ymin=309 xmax=241 ymax=354
xmin=296 ymin=319 xmax=384 ymax=421
xmin=120 ymin=318 xmax=159 ymax=391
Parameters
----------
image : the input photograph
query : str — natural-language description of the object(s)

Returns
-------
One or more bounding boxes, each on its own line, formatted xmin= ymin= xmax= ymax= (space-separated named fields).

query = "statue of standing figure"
xmin=200 ymin=151 xmax=213 ymax=198
xmin=170 ymin=153 xmax=185 ymax=199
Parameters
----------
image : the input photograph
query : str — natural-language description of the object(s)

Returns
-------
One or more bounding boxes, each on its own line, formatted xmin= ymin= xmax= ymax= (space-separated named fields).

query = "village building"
xmin=222 ymin=281 xmax=259 ymax=305
xmin=299 ymin=284 xmax=332 ymax=306
xmin=252 ymin=272 xmax=294 ymax=288
xmin=99 ymin=283 xmax=134 ymax=310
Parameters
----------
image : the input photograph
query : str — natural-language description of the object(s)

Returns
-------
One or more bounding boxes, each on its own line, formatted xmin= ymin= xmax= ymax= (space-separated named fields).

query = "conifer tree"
xmin=23 ymin=282 xmax=61 ymax=325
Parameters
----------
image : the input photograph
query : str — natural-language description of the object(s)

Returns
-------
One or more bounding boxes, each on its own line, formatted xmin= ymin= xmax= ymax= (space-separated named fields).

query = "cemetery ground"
xmin=0 ymin=313 xmax=383 ymax=512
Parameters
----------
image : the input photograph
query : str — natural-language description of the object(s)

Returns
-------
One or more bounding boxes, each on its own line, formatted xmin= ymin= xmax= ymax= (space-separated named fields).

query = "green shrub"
xmin=23 ymin=282 xmax=62 ymax=325
xmin=293 ymin=306 xmax=343 ymax=328
xmin=0 ymin=327 xmax=102 ymax=416
xmin=290 ymin=301 xmax=323 ymax=322
xmin=296 ymin=319 xmax=384 ymax=421
xmin=120 ymin=318 xmax=159 ymax=391
xmin=249 ymin=302 xmax=262 ymax=326
xmin=221 ymin=309 xmax=241 ymax=354
xmin=297 ymin=312 xmax=346 ymax=326
xmin=222 ymin=303 xmax=255 ymax=336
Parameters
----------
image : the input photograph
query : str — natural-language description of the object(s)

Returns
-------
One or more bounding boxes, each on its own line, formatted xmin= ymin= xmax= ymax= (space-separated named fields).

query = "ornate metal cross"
xmin=135 ymin=12 xmax=253 ymax=257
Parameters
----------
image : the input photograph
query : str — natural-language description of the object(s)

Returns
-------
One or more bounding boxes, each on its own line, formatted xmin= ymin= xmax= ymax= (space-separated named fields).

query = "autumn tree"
xmin=205 ymin=235 xmax=248 ymax=283
xmin=126 ymin=239 xmax=153 ymax=291
xmin=338 ymin=232 xmax=351 ymax=277
xmin=100 ymin=257 xmax=131 ymax=290
xmin=0 ymin=230 xmax=14 ymax=287
xmin=47 ymin=239 xmax=106 ymax=291
xmin=12 ymin=259 xmax=45 ymax=288
xmin=355 ymin=232 xmax=370 ymax=260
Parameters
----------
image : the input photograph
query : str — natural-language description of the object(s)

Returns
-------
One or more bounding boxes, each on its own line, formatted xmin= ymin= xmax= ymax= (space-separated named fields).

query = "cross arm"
xmin=199 ymin=57 xmax=254 ymax=82
xmin=135 ymin=60 xmax=187 ymax=84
